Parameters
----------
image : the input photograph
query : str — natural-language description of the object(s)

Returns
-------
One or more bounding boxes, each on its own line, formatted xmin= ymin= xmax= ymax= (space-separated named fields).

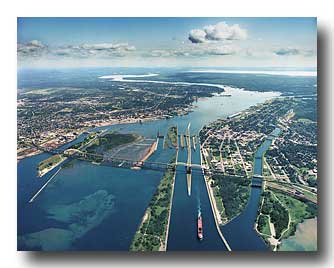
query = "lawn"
xmin=38 ymin=154 xmax=64 ymax=173
xmin=274 ymin=191 xmax=317 ymax=238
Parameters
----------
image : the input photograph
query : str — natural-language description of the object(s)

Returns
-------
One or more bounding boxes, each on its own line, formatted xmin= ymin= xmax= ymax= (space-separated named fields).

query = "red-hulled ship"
xmin=197 ymin=212 xmax=203 ymax=240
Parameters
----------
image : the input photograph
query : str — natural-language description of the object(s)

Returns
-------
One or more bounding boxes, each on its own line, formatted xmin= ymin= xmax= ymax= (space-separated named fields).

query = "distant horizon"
xmin=17 ymin=66 xmax=317 ymax=71
xmin=18 ymin=17 xmax=317 ymax=69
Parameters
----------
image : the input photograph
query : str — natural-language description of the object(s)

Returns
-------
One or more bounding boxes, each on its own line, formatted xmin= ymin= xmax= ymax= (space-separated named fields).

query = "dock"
xmin=162 ymin=135 xmax=167 ymax=149
xmin=192 ymin=135 xmax=197 ymax=150
xmin=154 ymin=137 xmax=159 ymax=151
xmin=180 ymin=134 xmax=184 ymax=148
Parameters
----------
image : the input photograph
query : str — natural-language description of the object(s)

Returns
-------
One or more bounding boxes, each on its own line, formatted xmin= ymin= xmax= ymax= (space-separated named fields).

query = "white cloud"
xmin=17 ymin=40 xmax=47 ymax=57
xmin=18 ymin=41 xmax=136 ymax=60
xmin=189 ymin=21 xmax=247 ymax=43
xmin=80 ymin=43 xmax=134 ymax=51
xmin=188 ymin=29 xmax=207 ymax=44
xmin=146 ymin=44 xmax=237 ymax=58
xmin=147 ymin=50 xmax=171 ymax=57
xmin=204 ymin=45 xmax=237 ymax=55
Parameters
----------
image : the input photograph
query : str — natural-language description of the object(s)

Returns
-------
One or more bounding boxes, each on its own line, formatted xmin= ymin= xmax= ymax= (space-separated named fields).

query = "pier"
xmin=179 ymin=134 xmax=184 ymax=148
xmin=162 ymin=135 xmax=167 ymax=149
xmin=29 ymin=167 xmax=62 ymax=203
xmin=192 ymin=135 xmax=197 ymax=151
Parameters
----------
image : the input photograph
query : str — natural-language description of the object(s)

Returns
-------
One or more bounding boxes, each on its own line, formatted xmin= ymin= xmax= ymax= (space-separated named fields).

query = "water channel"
xmin=18 ymin=81 xmax=279 ymax=250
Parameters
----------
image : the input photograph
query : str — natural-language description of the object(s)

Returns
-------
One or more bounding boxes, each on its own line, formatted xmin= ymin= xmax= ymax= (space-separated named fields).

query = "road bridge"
xmin=33 ymin=141 xmax=310 ymax=190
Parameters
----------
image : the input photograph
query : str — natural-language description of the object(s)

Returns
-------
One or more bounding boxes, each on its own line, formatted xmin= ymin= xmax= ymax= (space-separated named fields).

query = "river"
xmin=17 ymin=79 xmax=279 ymax=251
xmin=220 ymin=127 xmax=281 ymax=251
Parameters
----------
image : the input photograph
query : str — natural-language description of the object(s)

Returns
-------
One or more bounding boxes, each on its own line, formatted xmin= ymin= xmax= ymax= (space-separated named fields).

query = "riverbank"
xmin=255 ymin=186 xmax=317 ymax=251
xmin=18 ymin=113 xmax=179 ymax=162
xmin=17 ymin=147 xmax=42 ymax=161
xmin=130 ymin=156 xmax=177 ymax=251
xmin=200 ymin=147 xmax=223 ymax=225
xmin=200 ymin=143 xmax=231 ymax=251
xmin=18 ymin=73 xmax=284 ymax=251
xmin=139 ymin=140 xmax=158 ymax=163
xmin=163 ymin=149 xmax=178 ymax=251
xmin=17 ymin=128 xmax=88 ymax=161
xmin=38 ymin=154 xmax=67 ymax=177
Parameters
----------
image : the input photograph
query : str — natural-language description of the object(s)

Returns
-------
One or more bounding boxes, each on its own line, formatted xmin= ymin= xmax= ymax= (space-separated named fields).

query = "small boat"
xmin=197 ymin=212 xmax=203 ymax=240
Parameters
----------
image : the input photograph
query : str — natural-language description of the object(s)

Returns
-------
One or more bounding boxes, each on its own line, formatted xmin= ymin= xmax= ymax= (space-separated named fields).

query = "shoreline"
xmin=38 ymin=156 xmax=67 ymax=178
xmin=139 ymin=140 xmax=158 ymax=163
xmin=129 ymin=155 xmax=177 ymax=252
xmin=17 ymin=109 xmax=191 ymax=162
xmin=163 ymin=131 xmax=179 ymax=251
xmin=17 ymin=127 xmax=88 ymax=160
xmin=200 ymin=146 xmax=223 ymax=225
xmin=199 ymin=141 xmax=231 ymax=251
xmin=17 ymin=148 xmax=42 ymax=161
xmin=17 ymin=79 xmax=280 ymax=163
xmin=17 ymin=117 xmax=160 ymax=162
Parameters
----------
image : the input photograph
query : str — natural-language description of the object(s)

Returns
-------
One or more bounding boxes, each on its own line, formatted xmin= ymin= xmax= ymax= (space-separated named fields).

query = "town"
xmin=199 ymin=97 xmax=317 ymax=249
xmin=17 ymin=82 xmax=222 ymax=159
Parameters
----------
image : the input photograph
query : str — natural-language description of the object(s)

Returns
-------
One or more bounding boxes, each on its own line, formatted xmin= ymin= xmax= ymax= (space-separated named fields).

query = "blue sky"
xmin=17 ymin=17 xmax=317 ymax=68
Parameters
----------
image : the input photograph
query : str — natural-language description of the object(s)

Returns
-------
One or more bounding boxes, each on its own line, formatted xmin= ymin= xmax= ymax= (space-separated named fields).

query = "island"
xmin=37 ymin=154 xmax=67 ymax=177
xmin=37 ymin=131 xmax=155 ymax=175
xmin=130 ymin=156 xmax=177 ymax=251
xmin=199 ymin=96 xmax=317 ymax=250
xmin=167 ymin=126 xmax=178 ymax=147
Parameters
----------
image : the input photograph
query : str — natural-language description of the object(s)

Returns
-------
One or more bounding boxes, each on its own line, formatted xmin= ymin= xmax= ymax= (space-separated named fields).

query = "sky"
xmin=17 ymin=17 xmax=317 ymax=69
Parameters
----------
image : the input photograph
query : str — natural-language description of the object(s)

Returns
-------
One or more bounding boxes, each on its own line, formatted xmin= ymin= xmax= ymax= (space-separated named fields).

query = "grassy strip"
xmin=257 ymin=214 xmax=271 ymax=236
xmin=85 ymin=132 xmax=139 ymax=153
xmin=70 ymin=133 xmax=97 ymax=150
xmin=258 ymin=191 xmax=289 ymax=239
xmin=274 ymin=191 xmax=317 ymax=239
xmin=74 ymin=132 xmax=140 ymax=163
xmin=167 ymin=126 xmax=178 ymax=147
xmin=38 ymin=154 xmax=64 ymax=174
xmin=130 ymin=157 xmax=176 ymax=251
xmin=212 ymin=186 xmax=228 ymax=223
xmin=256 ymin=189 xmax=317 ymax=244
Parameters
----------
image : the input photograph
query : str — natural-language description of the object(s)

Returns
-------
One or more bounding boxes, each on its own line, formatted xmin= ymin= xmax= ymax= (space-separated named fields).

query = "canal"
xmin=221 ymin=127 xmax=281 ymax=251
xmin=167 ymin=125 xmax=227 ymax=250
xmin=17 ymin=83 xmax=279 ymax=250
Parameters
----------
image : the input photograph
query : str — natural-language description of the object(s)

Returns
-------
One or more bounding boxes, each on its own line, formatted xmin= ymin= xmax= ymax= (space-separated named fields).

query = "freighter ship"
xmin=197 ymin=211 xmax=203 ymax=240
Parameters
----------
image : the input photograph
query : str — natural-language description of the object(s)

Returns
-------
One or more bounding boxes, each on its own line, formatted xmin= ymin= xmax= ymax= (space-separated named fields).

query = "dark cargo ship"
xmin=198 ymin=211 xmax=203 ymax=240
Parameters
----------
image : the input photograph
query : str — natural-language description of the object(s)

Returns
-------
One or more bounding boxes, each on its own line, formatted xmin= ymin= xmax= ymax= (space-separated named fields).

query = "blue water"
xmin=167 ymin=141 xmax=226 ymax=250
xmin=18 ymin=68 xmax=316 ymax=96
xmin=221 ymin=128 xmax=281 ymax=251
xmin=17 ymin=69 xmax=285 ymax=251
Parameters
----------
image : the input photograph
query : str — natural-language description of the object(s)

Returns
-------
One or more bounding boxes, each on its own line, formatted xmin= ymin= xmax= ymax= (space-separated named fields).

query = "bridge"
xmin=34 ymin=140 xmax=207 ymax=175
xmin=33 ymin=134 xmax=298 ymax=191
xmin=33 ymin=139 xmax=309 ymax=197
